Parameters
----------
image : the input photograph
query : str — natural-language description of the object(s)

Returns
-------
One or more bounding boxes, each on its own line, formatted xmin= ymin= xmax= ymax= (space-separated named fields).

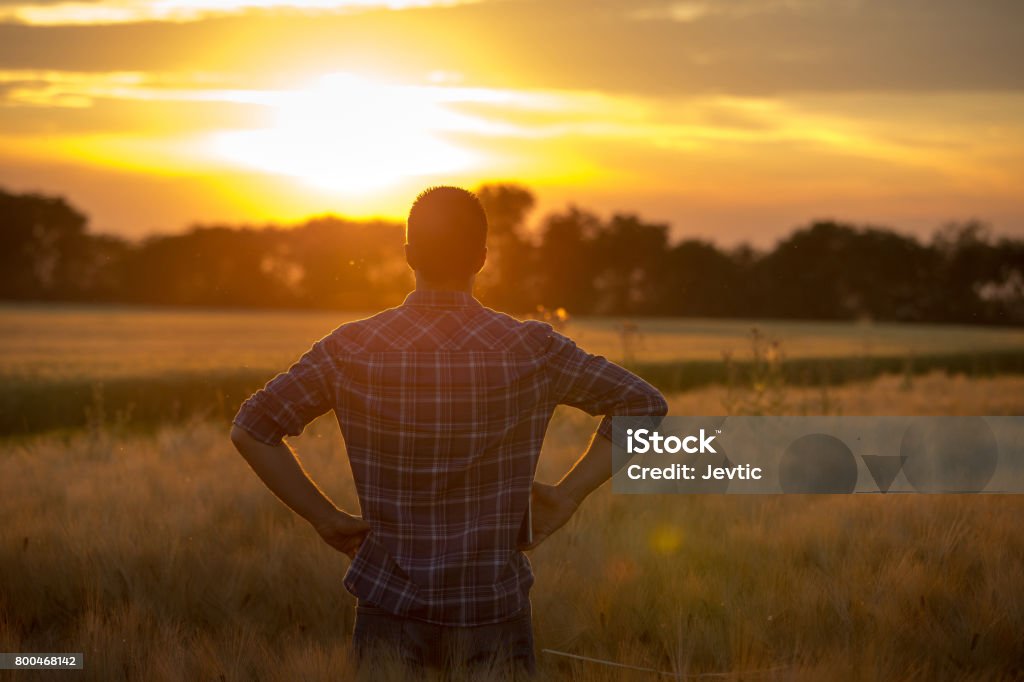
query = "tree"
xmin=474 ymin=184 xmax=537 ymax=311
xmin=928 ymin=222 xmax=1002 ymax=323
xmin=659 ymin=240 xmax=743 ymax=317
xmin=115 ymin=226 xmax=291 ymax=307
xmin=590 ymin=213 xmax=669 ymax=314
xmin=536 ymin=206 xmax=601 ymax=313
xmin=0 ymin=188 xmax=90 ymax=300
xmin=288 ymin=217 xmax=408 ymax=310
xmin=753 ymin=221 xmax=862 ymax=319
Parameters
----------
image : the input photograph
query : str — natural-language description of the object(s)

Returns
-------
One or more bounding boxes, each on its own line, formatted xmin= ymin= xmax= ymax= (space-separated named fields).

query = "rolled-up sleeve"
xmin=544 ymin=330 xmax=668 ymax=446
xmin=232 ymin=339 xmax=335 ymax=445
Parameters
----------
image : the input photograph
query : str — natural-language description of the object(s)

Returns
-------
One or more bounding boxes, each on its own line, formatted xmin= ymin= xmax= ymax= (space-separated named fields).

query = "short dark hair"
xmin=406 ymin=186 xmax=488 ymax=281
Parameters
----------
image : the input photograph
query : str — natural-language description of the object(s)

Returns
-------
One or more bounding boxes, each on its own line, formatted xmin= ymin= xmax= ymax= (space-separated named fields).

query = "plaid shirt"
xmin=233 ymin=289 xmax=668 ymax=626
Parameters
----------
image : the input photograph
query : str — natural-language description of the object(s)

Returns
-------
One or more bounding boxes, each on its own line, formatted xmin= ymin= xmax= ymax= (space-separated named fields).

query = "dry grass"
xmin=674 ymin=371 xmax=1024 ymax=417
xmin=2 ymin=373 xmax=1024 ymax=680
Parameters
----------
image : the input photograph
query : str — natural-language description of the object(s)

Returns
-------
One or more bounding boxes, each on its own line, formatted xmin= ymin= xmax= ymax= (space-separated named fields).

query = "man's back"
xmin=233 ymin=288 xmax=667 ymax=626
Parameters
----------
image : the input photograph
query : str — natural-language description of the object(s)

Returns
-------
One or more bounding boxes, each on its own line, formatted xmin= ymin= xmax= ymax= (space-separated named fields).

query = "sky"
xmin=1 ymin=0 xmax=1022 ymax=245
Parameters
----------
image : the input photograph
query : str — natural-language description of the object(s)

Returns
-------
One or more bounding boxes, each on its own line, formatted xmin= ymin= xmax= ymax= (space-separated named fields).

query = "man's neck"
xmin=414 ymin=272 xmax=475 ymax=294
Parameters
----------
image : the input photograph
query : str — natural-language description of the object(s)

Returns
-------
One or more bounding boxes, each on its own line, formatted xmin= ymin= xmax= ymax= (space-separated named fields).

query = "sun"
xmin=209 ymin=73 xmax=480 ymax=193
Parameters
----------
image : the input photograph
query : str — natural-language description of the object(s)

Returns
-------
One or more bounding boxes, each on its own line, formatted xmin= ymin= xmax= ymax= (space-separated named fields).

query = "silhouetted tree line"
xmin=2 ymin=184 xmax=1022 ymax=324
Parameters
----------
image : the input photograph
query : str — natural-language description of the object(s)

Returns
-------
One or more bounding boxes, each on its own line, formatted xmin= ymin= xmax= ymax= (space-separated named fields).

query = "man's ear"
xmin=472 ymin=246 xmax=487 ymax=275
xmin=405 ymin=243 xmax=418 ymax=271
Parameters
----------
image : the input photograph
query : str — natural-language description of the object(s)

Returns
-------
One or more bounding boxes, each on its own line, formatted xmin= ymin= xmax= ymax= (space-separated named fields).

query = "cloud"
xmin=0 ymin=0 xmax=475 ymax=26
xmin=0 ymin=0 xmax=1021 ymax=96
xmin=7 ymin=64 xmax=1020 ymax=205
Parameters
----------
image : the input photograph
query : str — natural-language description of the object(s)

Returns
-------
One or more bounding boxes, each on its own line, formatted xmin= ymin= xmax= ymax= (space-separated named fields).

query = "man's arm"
xmin=523 ymin=330 xmax=668 ymax=550
xmin=230 ymin=338 xmax=368 ymax=557
xmin=522 ymin=430 xmax=614 ymax=550
xmin=230 ymin=424 xmax=369 ymax=557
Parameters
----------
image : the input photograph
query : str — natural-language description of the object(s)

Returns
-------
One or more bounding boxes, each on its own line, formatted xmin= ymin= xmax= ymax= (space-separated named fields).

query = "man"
xmin=230 ymin=186 xmax=668 ymax=675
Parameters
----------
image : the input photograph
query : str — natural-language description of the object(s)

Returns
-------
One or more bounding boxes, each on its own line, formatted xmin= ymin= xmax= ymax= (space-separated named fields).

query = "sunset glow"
xmin=0 ymin=1 xmax=1022 ymax=241
xmin=208 ymin=74 xmax=484 ymax=192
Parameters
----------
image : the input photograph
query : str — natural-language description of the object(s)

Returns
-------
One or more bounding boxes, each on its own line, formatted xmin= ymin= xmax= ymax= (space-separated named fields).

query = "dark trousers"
xmin=352 ymin=601 xmax=536 ymax=677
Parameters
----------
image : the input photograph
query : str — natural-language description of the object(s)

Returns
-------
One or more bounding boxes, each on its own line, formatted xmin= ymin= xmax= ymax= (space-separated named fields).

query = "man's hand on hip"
xmin=520 ymin=432 xmax=624 ymax=551
xmin=311 ymin=510 xmax=371 ymax=559
xmin=231 ymin=425 xmax=371 ymax=559
xmin=521 ymin=482 xmax=580 ymax=551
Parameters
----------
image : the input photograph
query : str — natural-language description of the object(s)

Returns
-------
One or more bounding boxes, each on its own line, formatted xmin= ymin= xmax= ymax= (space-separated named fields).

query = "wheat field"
xmin=2 ymin=374 xmax=1023 ymax=681
xmin=5 ymin=304 xmax=1024 ymax=380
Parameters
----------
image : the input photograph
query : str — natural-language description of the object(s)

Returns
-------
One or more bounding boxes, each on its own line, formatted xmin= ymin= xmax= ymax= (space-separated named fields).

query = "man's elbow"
xmin=230 ymin=423 xmax=253 ymax=450
xmin=231 ymin=422 xmax=286 ymax=452
xmin=650 ymin=392 xmax=669 ymax=417
xmin=620 ymin=388 xmax=669 ymax=419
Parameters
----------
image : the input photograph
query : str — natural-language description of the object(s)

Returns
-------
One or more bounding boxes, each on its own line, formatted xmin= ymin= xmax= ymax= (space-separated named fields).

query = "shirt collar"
xmin=402 ymin=288 xmax=483 ymax=309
